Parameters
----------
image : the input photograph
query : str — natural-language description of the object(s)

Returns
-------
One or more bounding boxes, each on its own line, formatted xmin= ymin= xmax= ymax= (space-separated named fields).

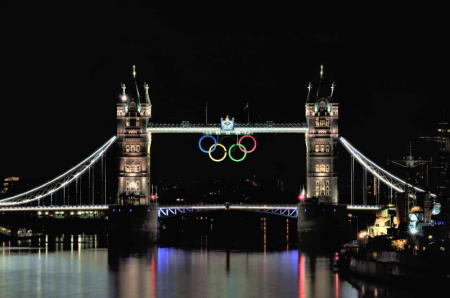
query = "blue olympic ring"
xmin=198 ymin=135 xmax=218 ymax=153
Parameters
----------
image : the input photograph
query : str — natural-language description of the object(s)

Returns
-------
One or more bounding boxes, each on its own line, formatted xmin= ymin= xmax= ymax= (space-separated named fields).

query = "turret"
xmin=116 ymin=66 xmax=152 ymax=205
xmin=305 ymin=66 xmax=339 ymax=204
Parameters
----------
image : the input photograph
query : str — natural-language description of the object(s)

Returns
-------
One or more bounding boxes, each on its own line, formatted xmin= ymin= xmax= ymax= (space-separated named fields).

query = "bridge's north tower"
xmin=305 ymin=70 xmax=339 ymax=204
xmin=116 ymin=67 xmax=152 ymax=205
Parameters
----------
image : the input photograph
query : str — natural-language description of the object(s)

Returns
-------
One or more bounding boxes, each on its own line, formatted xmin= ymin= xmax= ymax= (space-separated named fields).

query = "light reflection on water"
xmin=0 ymin=238 xmax=428 ymax=298
xmin=0 ymin=239 xmax=360 ymax=298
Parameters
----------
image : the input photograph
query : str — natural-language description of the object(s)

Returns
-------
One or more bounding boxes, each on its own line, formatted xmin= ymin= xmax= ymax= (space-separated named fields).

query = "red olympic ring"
xmin=238 ymin=135 xmax=257 ymax=153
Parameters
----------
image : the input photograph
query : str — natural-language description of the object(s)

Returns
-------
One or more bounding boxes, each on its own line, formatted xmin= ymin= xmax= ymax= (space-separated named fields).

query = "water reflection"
xmin=0 ymin=239 xmax=435 ymax=298
xmin=108 ymin=247 xmax=364 ymax=298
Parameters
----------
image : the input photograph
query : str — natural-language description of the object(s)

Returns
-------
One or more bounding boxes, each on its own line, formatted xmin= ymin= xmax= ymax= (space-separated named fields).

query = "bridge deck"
xmin=0 ymin=204 xmax=380 ymax=214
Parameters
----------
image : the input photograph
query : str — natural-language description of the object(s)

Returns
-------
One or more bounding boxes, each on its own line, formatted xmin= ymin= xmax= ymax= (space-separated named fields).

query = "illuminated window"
xmin=125 ymin=145 xmax=130 ymax=153
xmin=320 ymin=145 xmax=325 ymax=152
xmin=136 ymin=181 xmax=140 ymax=191
xmin=136 ymin=145 xmax=141 ymax=152
xmin=315 ymin=144 xmax=320 ymax=152
xmin=316 ymin=164 xmax=329 ymax=173
xmin=326 ymin=145 xmax=330 ymax=152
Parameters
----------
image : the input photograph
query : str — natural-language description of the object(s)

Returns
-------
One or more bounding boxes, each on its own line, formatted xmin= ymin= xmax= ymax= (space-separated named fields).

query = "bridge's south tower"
xmin=116 ymin=68 xmax=152 ymax=205
xmin=305 ymin=76 xmax=339 ymax=204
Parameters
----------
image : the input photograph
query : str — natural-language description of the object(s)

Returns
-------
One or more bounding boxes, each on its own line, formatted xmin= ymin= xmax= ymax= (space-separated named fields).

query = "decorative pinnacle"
xmin=144 ymin=82 xmax=151 ymax=103
xmin=330 ymin=82 xmax=336 ymax=97
xmin=320 ymin=65 xmax=324 ymax=79
xmin=132 ymin=65 xmax=137 ymax=78
xmin=307 ymin=82 xmax=312 ymax=100
xmin=121 ymin=83 xmax=126 ymax=94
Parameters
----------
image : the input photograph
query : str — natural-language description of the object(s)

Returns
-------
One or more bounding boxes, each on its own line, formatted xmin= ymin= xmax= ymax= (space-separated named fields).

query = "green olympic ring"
xmin=228 ymin=144 xmax=247 ymax=162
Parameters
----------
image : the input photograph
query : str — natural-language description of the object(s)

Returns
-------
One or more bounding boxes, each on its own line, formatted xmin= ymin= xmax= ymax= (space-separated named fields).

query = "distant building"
xmin=1 ymin=177 xmax=20 ymax=194
xmin=420 ymin=121 xmax=450 ymax=198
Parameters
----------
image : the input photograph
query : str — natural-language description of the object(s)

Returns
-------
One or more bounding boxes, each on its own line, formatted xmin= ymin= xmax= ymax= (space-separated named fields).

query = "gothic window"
xmin=130 ymin=119 xmax=136 ymax=127
xmin=326 ymin=145 xmax=330 ymax=152
xmin=125 ymin=165 xmax=130 ymax=173
xmin=136 ymin=181 xmax=140 ymax=191
xmin=320 ymin=164 xmax=326 ymax=172
xmin=320 ymin=145 xmax=325 ymax=152
xmin=125 ymin=145 xmax=130 ymax=153
xmin=316 ymin=164 xmax=329 ymax=173
xmin=315 ymin=144 xmax=320 ymax=152
xmin=136 ymin=145 xmax=141 ymax=152
xmin=136 ymin=165 xmax=141 ymax=172
xmin=326 ymin=180 xmax=330 ymax=185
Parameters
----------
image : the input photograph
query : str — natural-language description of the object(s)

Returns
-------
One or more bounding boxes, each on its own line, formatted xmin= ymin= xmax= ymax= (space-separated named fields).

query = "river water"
xmin=0 ymin=237 xmax=431 ymax=298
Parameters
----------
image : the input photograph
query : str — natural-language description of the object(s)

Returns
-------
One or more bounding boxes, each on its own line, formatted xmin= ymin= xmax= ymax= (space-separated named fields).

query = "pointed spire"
xmin=131 ymin=65 xmax=141 ymax=103
xmin=330 ymin=82 xmax=336 ymax=98
xmin=144 ymin=82 xmax=151 ymax=104
xmin=132 ymin=65 xmax=137 ymax=78
xmin=121 ymin=83 xmax=128 ymax=102
xmin=307 ymin=82 xmax=312 ymax=101
xmin=315 ymin=65 xmax=324 ymax=99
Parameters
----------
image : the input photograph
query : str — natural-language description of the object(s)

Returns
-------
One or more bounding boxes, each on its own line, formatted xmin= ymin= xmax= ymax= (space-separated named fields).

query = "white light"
xmin=0 ymin=136 xmax=116 ymax=205
xmin=410 ymin=228 xmax=418 ymax=235
xmin=339 ymin=137 xmax=436 ymax=196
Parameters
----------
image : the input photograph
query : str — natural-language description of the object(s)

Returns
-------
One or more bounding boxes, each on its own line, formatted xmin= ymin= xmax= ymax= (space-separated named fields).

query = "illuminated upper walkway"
xmin=146 ymin=122 xmax=308 ymax=134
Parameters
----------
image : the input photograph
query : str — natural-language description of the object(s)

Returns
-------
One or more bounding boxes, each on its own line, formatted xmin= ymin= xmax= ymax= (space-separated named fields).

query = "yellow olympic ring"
xmin=208 ymin=143 xmax=227 ymax=162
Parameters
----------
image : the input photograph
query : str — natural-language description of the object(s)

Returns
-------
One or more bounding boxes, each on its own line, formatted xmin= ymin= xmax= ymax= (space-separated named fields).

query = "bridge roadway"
xmin=146 ymin=122 xmax=308 ymax=134
xmin=0 ymin=204 xmax=381 ymax=218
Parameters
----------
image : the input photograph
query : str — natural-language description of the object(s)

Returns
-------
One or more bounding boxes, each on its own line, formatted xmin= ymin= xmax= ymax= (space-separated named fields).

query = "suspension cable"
xmin=0 ymin=136 xmax=116 ymax=206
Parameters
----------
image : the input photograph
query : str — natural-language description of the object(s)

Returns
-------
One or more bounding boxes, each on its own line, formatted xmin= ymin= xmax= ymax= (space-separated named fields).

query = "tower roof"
xmin=118 ymin=65 xmax=151 ymax=105
xmin=306 ymin=65 xmax=337 ymax=103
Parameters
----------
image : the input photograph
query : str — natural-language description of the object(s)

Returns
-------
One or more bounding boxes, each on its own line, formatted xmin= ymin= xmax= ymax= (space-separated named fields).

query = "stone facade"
xmin=305 ymin=97 xmax=339 ymax=204
xmin=117 ymin=86 xmax=152 ymax=205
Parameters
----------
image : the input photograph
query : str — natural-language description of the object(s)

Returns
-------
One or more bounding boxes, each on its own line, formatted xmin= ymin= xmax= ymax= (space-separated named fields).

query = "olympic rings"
xmin=198 ymin=134 xmax=257 ymax=162
xmin=208 ymin=143 xmax=227 ymax=162
xmin=238 ymin=135 xmax=257 ymax=153
xmin=228 ymin=144 xmax=247 ymax=162
xmin=198 ymin=134 xmax=217 ymax=153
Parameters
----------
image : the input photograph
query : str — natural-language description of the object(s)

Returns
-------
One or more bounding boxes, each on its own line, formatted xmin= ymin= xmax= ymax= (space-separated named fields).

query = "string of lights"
xmin=0 ymin=136 xmax=117 ymax=206
xmin=339 ymin=137 xmax=436 ymax=197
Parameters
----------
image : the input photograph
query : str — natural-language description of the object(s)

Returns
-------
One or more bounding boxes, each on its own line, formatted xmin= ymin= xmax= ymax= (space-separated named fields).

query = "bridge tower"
xmin=305 ymin=68 xmax=339 ymax=204
xmin=116 ymin=66 xmax=152 ymax=205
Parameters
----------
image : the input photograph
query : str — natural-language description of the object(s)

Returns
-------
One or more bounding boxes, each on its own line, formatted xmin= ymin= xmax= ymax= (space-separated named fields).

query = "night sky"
xmin=1 ymin=3 xmax=449 ymax=194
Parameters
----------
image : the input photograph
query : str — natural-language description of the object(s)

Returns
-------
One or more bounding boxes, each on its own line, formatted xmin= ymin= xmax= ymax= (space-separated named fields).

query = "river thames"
xmin=0 ymin=236 xmax=433 ymax=298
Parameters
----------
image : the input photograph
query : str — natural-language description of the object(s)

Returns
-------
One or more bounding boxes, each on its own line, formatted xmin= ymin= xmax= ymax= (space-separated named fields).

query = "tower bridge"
xmin=0 ymin=66 xmax=437 ymax=242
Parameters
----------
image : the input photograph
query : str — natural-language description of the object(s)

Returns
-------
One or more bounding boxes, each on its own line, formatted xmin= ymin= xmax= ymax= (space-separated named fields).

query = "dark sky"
xmin=1 ymin=3 xmax=449 ymax=192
